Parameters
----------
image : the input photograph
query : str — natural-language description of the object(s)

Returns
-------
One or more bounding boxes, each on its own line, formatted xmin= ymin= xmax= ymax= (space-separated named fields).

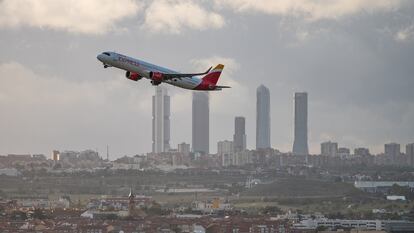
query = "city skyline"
xmin=1 ymin=1 xmax=414 ymax=157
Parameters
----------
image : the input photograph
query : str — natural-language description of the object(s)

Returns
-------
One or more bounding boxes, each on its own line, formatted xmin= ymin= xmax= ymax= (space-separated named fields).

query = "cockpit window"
xmin=103 ymin=52 xmax=110 ymax=56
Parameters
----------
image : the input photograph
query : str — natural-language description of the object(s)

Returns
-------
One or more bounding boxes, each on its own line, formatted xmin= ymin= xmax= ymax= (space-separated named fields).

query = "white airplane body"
xmin=97 ymin=52 xmax=229 ymax=91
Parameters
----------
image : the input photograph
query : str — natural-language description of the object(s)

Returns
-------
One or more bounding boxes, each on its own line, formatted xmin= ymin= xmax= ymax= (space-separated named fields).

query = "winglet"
xmin=205 ymin=66 xmax=212 ymax=74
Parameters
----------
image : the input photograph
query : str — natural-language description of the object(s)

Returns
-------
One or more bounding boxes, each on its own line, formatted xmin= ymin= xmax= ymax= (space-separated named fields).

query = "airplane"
xmin=97 ymin=51 xmax=230 ymax=91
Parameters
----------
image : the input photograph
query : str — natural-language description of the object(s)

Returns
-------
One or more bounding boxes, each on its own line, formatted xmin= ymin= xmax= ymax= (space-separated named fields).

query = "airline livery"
xmin=97 ymin=52 xmax=230 ymax=91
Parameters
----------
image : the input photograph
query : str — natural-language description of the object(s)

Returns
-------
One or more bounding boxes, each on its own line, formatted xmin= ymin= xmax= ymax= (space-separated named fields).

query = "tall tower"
xmin=234 ymin=116 xmax=246 ymax=152
xmin=256 ymin=85 xmax=271 ymax=149
xmin=407 ymin=143 xmax=414 ymax=167
xmin=152 ymin=86 xmax=170 ymax=153
xmin=192 ymin=92 xmax=209 ymax=154
xmin=292 ymin=92 xmax=309 ymax=155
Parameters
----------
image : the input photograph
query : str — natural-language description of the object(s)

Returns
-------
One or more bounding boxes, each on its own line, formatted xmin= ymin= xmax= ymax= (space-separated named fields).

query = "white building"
xmin=294 ymin=218 xmax=410 ymax=231
xmin=218 ymin=140 xmax=234 ymax=166
xmin=354 ymin=181 xmax=414 ymax=192
xmin=192 ymin=198 xmax=232 ymax=213
xmin=0 ymin=168 xmax=21 ymax=176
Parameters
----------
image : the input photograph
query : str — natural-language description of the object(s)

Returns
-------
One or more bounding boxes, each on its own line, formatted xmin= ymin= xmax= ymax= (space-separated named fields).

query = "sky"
xmin=0 ymin=0 xmax=413 ymax=158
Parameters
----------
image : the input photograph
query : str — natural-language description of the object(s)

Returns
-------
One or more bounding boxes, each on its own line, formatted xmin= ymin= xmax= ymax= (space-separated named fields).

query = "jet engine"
xmin=125 ymin=71 xmax=142 ymax=81
xmin=149 ymin=71 xmax=164 ymax=82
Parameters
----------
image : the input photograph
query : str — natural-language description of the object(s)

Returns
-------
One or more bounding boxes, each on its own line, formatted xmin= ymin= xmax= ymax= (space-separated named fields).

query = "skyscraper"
xmin=256 ymin=85 xmax=270 ymax=149
xmin=292 ymin=92 xmax=309 ymax=155
xmin=192 ymin=92 xmax=209 ymax=154
xmin=152 ymin=86 xmax=170 ymax=153
xmin=234 ymin=116 xmax=246 ymax=152
xmin=407 ymin=143 xmax=414 ymax=167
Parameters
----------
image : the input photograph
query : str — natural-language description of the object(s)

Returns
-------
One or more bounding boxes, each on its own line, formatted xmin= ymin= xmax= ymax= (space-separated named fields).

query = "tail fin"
xmin=202 ymin=64 xmax=224 ymax=85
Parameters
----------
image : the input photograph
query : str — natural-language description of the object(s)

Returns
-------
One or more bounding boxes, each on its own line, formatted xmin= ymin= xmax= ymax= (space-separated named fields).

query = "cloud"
xmin=215 ymin=0 xmax=402 ymax=20
xmin=143 ymin=0 xmax=225 ymax=34
xmin=0 ymin=0 xmax=141 ymax=34
xmin=191 ymin=56 xmax=239 ymax=75
xmin=0 ymin=61 xmax=154 ymax=155
xmin=395 ymin=24 xmax=414 ymax=42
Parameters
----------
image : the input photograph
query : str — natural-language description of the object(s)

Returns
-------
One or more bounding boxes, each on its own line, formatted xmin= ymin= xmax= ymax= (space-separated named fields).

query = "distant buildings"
xmin=233 ymin=116 xmax=246 ymax=152
xmin=178 ymin=142 xmax=190 ymax=155
xmin=385 ymin=143 xmax=400 ymax=165
xmin=256 ymin=85 xmax=271 ymax=149
xmin=217 ymin=140 xmax=234 ymax=156
xmin=292 ymin=92 xmax=309 ymax=155
xmin=407 ymin=143 xmax=414 ymax=167
xmin=152 ymin=86 xmax=170 ymax=153
xmin=354 ymin=147 xmax=370 ymax=156
xmin=338 ymin=147 xmax=350 ymax=158
xmin=52 ymin=150 xmax=60 ymax=161
xmin=218 ymin=140 xmax=233 ymax=166
xmin=192 ymin=92 xmax=209 ymax=154
xmin=321 ymin=141 xmax=338 ymax=157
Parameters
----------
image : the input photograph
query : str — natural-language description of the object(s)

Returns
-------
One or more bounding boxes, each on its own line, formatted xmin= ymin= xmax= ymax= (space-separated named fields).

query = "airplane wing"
xmin=160 ymin=67 xmax=212 ymax=80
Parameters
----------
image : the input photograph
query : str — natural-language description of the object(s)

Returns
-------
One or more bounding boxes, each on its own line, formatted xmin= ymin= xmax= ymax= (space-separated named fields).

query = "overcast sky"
xmin=1 ymin=0 xmax=413 ymax=158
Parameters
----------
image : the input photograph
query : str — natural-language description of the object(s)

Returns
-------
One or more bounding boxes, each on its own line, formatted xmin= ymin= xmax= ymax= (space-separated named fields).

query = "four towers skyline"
xmin=151 ymin=85 xmax=309 ymax=154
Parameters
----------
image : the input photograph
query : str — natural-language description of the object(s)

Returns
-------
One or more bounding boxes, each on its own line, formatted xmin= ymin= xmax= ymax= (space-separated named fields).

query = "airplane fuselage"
xmin=97 ymin=52 xmax=224 ymax=90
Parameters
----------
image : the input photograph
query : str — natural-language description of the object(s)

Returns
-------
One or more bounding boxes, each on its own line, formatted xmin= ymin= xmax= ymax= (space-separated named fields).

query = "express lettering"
xmin=118 ymin=56 xmax=140 ymax=67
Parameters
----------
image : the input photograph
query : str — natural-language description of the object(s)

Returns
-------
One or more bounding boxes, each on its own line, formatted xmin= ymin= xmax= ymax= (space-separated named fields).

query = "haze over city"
xmin=1 ymin=0 xmax=414 ymax=157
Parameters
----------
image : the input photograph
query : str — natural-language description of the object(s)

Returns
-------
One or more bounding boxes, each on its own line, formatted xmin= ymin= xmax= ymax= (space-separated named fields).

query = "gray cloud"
xmin=0 ymin=0 xmax=141 ymax=34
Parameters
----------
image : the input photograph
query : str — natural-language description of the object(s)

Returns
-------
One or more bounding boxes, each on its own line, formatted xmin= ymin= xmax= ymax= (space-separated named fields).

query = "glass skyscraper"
xmin=256 ymin=85 xmax=271 ymax=149
xmin=192 ymin=92 xmax=209 ymax=154
xmin=292 ymin=92 xmax=309 ymax=155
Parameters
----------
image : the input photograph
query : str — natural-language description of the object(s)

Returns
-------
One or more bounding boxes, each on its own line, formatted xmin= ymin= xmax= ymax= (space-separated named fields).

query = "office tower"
xmin=407 ymin=143 xmax=414 ymax=167
xmin=178 ymin=142 xmax=190 ymax=155
xmin=256 ymin=85 xmax=271 ymax=149
xmin=152 ymin=86 xmax=170 ymax=153
xmin=192 ymin=92 xmax=209 ymax=154
xmin=292 ymin=92 xmax=309 ymax=155
xmin=234 ymin=117 xmax=247 ymax=152
xmin=321 ymin=141 xmax=338 ymax=157
xmin=385 ymin=143 xmax=400 ymax=165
